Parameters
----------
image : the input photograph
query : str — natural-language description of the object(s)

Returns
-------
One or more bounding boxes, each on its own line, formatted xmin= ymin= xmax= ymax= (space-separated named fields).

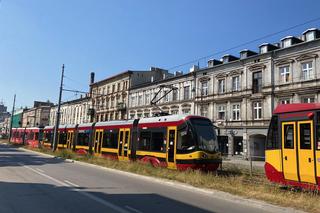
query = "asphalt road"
xmin=0 ymin=144 xmax=298 ymax=213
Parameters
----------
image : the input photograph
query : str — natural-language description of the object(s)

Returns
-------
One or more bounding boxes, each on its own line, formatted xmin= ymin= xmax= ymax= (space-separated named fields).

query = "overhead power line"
xmin=167 ymin=16 xmax=320 ymax=71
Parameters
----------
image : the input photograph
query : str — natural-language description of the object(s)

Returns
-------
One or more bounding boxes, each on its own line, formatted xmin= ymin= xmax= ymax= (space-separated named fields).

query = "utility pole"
xmin=52 ymin=64 xmax=64 ymax=151
xmin=8 ymin=94 xmax=16 ymax=142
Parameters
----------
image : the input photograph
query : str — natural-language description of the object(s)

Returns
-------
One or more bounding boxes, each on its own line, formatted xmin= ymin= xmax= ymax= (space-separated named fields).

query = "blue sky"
xmin=1 ymin=0 xmax=320 ymax=110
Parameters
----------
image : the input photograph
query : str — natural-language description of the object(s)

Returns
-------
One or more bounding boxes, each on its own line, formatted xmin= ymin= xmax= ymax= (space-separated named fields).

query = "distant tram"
xmin=11 ymin=127 xmax=41 ymax=147
xmin=13 ymin=114 xmax=221 ymax=171
xmin=265 ymin=103 xmax=320 ymax=189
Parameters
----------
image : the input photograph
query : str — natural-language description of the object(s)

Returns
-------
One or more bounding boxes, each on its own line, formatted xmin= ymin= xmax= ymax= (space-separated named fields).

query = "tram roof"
xmin=273 ymin=103 xmax=320 ymax=114
xmin=138 ymin=114 xmax=201 ymax=124
xmin=95 ymin=120 xmax=134 ymax=127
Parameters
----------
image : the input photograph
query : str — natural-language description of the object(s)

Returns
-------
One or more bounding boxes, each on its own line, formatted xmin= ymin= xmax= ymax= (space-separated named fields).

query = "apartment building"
xmin=128 ymin=67 xmax=198 ymax=119
xmin=22 ymin=101 xmax=53 ymax=127
xmin=128 ymin=28 xmax=320 ymax=159
xmin=90 ymin=67 xmax=173 ymax=122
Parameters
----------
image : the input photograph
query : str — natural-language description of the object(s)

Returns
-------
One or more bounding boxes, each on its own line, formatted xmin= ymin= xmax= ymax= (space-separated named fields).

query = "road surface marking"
xmin=125 ymin=205 xmax=143 ymax=213
xmin=64 ymin=180 xmax=79 ymax=187
xmin=18 ymin=163 xmax=130 ymax=213
xmin=35 ymin=168 xmax=44 ymax=173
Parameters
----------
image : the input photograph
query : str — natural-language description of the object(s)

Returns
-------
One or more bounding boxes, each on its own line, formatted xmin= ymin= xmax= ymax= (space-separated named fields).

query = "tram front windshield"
xmin=190 ymin=118 xmax=219 ymax=152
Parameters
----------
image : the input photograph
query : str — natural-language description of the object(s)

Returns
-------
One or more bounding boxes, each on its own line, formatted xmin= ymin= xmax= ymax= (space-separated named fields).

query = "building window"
xmin=305 ymin=32 xmax=315 ymax=41
xmin=145 ymin=94 xmax=150 ymax=105
xmin=131 ymin=97 xmax=135 ymax=107
xmin=217 ymin=105 xmax=226 ymax=120
xmin=260 ymin=46 xmax=267 ymax=54
xmin=105 ymin=99 xmax=109 ymax=109
xmin=107 ymin=86 xmax=110 ymax=94
xmin=253 ymin=102 xmax=262 ymax=120
xmin=171 ymin=109 xmax=178 ymax=115
xmin=301 ymin=61 xmax=313 ymax=80
xmin=138 ymin=95 xmax=143 ymax=106
xmin=164 ymin=90 xmax=169 ymax=102
xmin=232 ymin=76 xmax=240 ymax=91
xmin=200 ymin=104 xmax=208 ymax=117
xmin=172 ymin=89 xmax=178 ymax=101
xmin=201 ymin=81 xmax=208 ymax=96
xmin=279 ymin=98 xmax=290 ymax=105
xmin=302 ymin=97 xmax=315 ymax=103
xmin=110 ymin=98 xmax=115 ymax=108
xmin=283 ymin=39 xmax=291 ymax=48
xmin=279 ymin=66 xmax=290 ymax=83
xmin=182 ymin=108 xmax=190 ymax=114
xmin=252 ymin=71 xmax=262 ymax=93
xmin=218 ymin=79 xmax=225 ymax=94
xmin=232 ymin=104 xmax=240 ymax=121
xmin=184 ymin=86 xmax=190 ymax=100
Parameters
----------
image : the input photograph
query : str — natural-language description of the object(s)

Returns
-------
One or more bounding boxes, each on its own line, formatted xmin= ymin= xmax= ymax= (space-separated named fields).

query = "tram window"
xmin=44 ymin=132 xmax=53 ymax=143
xmin=266 ymin=116 xmax=279 ymax=149
xmin=177 ymin=123 xmax=196 ymax=152
xmin=102 ymin=130 xmax=118 ymax=148
xmin=35 ymin=132 xmax=39 ymax=140
xmin=139 ymin=131 xmax=151 ymax=151
xmin=317 ymin=112 xmax=320 ymax=150
xmin=151 ymin=132 xmax=164 ymax=152
xmin=28 ymin=132 xmax=35 ymax=140
xmin=77 ymin=132 xmax=90 ymax=146
xmin=284 ymin=124 xmax=294 ymax=149
xmin=300 ymin=123 xmax=311 ymax=149
xmin=59 ymin=132 xmax=67 ymax=144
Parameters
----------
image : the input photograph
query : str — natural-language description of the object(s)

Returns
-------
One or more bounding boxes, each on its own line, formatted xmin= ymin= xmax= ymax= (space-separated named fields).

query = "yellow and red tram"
xmin=40 ymin=114 xmax=221 ymax=171
xmin=265 ymin=103 xmax=320 ymax=189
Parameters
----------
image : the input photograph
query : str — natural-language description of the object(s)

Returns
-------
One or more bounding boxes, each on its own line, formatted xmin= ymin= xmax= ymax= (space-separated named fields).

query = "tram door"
xmin=297 ymin=121 xmax=316 ymax=184
xmin=166 ymin=127 xmax=177 ymax=168
xmin=66 ymin=131 xmax=74 ymax=149
xmin=282 ymin=122 xmax=299 ymax=181
xmin=94 ymin=130 xmax=103 ymax=154
xmin=118 ymin=128 xmax=130 ymax=161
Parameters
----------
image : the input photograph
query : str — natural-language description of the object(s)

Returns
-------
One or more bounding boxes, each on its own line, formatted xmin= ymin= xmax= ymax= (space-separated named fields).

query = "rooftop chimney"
xmin=90 ymin=72 xmax=95 ymax=84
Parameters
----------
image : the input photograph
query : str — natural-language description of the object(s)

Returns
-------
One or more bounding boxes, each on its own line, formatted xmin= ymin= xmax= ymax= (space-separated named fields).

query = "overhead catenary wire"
xmin=166 ymin=16 xmax=320 ymax=71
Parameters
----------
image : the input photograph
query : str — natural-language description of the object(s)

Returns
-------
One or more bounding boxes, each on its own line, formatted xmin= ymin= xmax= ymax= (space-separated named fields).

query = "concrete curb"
xmin=19 ymin=147 xmax=304 ymax=213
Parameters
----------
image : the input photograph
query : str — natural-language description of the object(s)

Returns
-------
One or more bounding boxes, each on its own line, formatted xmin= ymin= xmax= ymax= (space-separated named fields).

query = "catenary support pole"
xmin=8 ymin=94 xmax=16 ymax=142
xmin=52 ymin=64 xmax=64 ymax=151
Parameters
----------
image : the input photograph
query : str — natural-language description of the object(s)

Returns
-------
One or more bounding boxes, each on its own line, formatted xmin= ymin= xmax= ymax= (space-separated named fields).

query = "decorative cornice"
xmin=181 ymin=103 xmax=192 ymax=108
xmin=295 ymin=53 xmax=318 ymax=61
xmin=274 ymin=59 xmax=294 ymax=66
xmin=199 ymin=76 xmax=210 ymax=82
xmin=215 ymin=73 xmax=228 ymax=79
xmin=248 ymin=64 xmax=266 ymax=71
xmin=229 ymin=69 xmax=243 ymax=76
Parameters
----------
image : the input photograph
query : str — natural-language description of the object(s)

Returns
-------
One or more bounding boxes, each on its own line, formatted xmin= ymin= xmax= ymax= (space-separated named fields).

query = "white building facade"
xmin=49 ymin=96 xmax=91 ymax=125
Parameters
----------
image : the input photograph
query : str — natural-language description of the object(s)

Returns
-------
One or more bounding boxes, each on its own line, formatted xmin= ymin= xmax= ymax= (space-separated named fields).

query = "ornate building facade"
xmin=128 ymin=28 xmax=320 ymax=159
xmin=90 ymin=68 xmax=173 ymax=122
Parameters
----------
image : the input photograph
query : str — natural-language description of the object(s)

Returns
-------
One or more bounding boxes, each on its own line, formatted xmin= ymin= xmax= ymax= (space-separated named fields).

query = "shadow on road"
xmin=0 ymin=144 xmax=66 ymax=167
xmin=0 ymin=181 xmax=214 ymax=213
